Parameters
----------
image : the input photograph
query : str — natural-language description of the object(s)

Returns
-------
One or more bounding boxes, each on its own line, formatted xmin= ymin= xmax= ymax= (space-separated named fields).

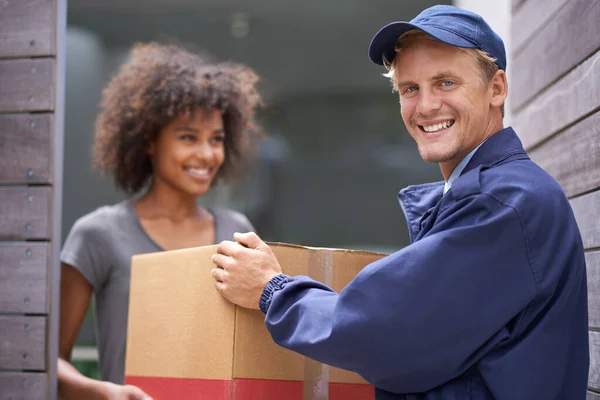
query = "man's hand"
xmin=102 ymin=382 xmax=153 ymax=400
xmin=212 ymin=232 xmax=282 ymax=309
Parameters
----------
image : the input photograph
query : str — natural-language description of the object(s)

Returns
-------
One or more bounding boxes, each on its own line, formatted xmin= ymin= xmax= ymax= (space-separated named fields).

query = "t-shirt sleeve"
xmin=234 ymin=212 xmax=256 ymax=234
xmin=60 ymin=214 xmax=111 ymax=291
xmin=214 ymin=208 xmax=257 ymax=241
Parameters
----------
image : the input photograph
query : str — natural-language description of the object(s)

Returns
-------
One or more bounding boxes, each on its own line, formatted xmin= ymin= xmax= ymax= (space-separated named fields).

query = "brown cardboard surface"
xmin=125 ymin=241 xmax=386 ymax=388
xmin=125 ymin=245 xmax=236 ymax=379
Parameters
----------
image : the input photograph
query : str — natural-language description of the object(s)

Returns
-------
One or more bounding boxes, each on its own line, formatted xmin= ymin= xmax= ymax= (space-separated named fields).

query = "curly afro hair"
xmin=92 ymin=42 xmax=263 ymax=194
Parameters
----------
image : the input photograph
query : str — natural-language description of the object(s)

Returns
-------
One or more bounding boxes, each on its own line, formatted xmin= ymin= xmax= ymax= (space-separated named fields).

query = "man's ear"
xmin=490 ymin=69 xmax=508 ymax=109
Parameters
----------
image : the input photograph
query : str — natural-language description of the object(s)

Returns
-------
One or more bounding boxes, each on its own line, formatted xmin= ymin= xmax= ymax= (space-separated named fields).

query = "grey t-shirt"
xmin=60 ymin=199 xmax=255 ymax=384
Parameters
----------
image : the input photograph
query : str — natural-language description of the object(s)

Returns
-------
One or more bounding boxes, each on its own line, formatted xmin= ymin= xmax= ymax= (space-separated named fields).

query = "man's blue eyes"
xmin=405 ymin=81 xmax=454 ymax=92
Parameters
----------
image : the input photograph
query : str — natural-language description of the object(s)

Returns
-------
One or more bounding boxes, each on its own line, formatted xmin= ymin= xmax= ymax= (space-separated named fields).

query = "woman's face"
xmin=148 ymin=108 xmax=226 ymax=197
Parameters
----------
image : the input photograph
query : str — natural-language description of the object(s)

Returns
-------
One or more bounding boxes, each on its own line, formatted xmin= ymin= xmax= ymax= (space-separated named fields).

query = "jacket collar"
xmin=398 ymin=127 xmax=527 ymax=242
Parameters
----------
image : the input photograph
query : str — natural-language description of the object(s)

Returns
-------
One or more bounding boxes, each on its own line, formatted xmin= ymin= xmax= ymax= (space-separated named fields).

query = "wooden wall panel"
xmin=511 ymin=0 xmax=568 ymax=54
xmin=511 ymin=0 xmax=600 ymax=111
xmin=588 ymin=391 xmax=600 ymax=400
xmin=0 ymin=372 xmax=47 ymax=400
xmin=0 ymin=58 xmax=54 ymax=112
xmin=0 ymin=113 xmax=53 ymax=184
xmin=0 ymin=316 xmax=46 ymax=370
xmin=0 ymin=187 xmax=51 ymax=240
xmin=528 ymin=111 xmax=600 ymax=198
xmin=0 ymin=243 xmax=49 ymax=314
xmin=571 ymin=191 xmax=600 ymax=251
xmin=0 ymin=0 xmax=55 ymax=58
xmin=588 ymin=251 xmax=600 ymax=329
xmin=512 ymin=48 xmax=600 ymax=150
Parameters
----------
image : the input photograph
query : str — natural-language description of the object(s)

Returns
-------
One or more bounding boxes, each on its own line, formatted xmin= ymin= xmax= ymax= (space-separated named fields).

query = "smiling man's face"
xmin=394 ymin=36 xmax=504 ymax=176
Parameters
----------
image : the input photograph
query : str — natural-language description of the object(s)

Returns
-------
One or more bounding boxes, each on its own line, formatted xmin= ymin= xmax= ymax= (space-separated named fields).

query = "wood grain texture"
xmin=0 ymin=242 xmax=49 ymax=314
xmin=571 ymin=190 xmax=600 ymax=251
xmin=0 ymin=316 xmax=46 ymax=370
xmin=511 ymin=0 xmax=568 ymax=54
xmin=591 ymin=332 xmax=600 ymax=391
xmin=0 ymin=372 xmax=47 ymax=400
xmin=512 ymin=49 xmax=600 ymax=150
xmin=0 ymin=58 xmax=54 ymax=112
xmin=588 ymin=391 xmax=600 ymax=400
xmin=588 ymin=251 xmax=600 ymax=329
xmin=528 ymin=111 xmax=600 ymax=198
xmin=0 ymin=0 xmax=55 ymax=58
xmin=510 ymin=0 xmax=600 ymax=111
xmin=0 ymin=113 xmax=53 ymax=184
xmin=0 ymin=186 xmax=51 ymax=240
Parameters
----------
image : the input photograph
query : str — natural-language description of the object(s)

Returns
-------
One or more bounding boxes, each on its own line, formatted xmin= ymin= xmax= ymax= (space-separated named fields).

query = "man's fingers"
xmin=211 ymin=267 xmax=226 ymax=282
xmin=214 ymin=280 xmax=226 ymax=296
xmin=216 ymin=240 xmax=238 ymax=256
xmin=234 ymin=231 xmax=264 ymax=250
xmin=212 ymin=253 xmax=231 ymax=270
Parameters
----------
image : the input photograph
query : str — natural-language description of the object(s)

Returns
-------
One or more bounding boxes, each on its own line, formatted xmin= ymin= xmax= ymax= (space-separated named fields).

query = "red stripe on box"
xmin=125 ymin=376 xmax=374 ymax=399
xmin=232 ymin=378 xmax=303 ymax=400
xmin=330 ymin=383 xmax=375 ymax=400
xmin=125 ymin=376 xmax=232 ymax=400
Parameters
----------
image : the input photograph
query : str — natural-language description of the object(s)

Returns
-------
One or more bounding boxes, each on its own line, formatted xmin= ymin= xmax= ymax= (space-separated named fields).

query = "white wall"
xmin=454 ymin=0 xmax=512 ymax=125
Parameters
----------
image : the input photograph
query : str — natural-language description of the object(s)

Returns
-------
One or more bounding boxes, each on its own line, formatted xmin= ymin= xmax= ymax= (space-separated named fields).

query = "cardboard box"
xmin=125 ymin=243 xmax=386 ymax=400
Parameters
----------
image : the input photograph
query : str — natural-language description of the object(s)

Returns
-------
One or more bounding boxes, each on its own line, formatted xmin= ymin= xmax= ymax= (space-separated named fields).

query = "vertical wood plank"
xmin=48 ymin=0 xmax=67 ymax=397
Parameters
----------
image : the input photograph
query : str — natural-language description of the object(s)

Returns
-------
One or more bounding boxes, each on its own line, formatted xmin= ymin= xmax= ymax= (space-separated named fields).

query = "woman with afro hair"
xmin=58 ymin=42 xmax=262 ymax=399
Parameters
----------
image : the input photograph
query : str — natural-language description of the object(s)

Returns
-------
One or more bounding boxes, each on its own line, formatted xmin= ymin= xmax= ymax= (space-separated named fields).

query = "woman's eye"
xmin=212 ymin=135 xmax=225 ymax=143
xmin=180 ymin=134 xmax=196 ymax=141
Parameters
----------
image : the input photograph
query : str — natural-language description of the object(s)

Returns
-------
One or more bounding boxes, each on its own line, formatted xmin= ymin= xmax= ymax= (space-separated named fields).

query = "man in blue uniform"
xmin=211 ymin=5 xmax=589 ymax=399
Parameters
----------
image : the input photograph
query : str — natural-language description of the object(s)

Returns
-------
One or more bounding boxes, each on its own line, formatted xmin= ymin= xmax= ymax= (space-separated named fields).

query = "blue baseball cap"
xmin=368 ymin=5 xmax=506 ymax=71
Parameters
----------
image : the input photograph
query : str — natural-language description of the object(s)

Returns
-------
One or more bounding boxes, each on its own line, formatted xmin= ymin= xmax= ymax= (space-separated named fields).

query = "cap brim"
xmin=368 ymin=21 xmax=477 ymax=66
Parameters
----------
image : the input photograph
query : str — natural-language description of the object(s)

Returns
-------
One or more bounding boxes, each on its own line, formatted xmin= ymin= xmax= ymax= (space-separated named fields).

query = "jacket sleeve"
xmin=263 ymin=193 xmax=538 ymax=393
